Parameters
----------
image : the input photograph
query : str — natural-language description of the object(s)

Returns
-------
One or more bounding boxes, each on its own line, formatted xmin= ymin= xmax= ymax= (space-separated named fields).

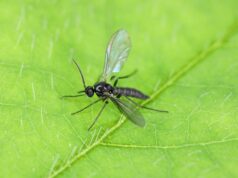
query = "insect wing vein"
xmin=110 ymin=96 xmax=145 ymax=127
xmin=101 ymin=29 xmax=131 ymax=81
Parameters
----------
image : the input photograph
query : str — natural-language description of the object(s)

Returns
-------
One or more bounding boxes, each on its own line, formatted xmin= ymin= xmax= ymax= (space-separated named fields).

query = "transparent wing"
xmin=110 ymin=96 xmax=145 ymax=127
xmin=101 ymin=29 xmax=131 ymax=81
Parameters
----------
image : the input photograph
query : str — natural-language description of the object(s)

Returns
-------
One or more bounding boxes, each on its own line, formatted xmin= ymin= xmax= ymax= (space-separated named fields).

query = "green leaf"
xmin=0 ymin=1 xmax=238 ymax=178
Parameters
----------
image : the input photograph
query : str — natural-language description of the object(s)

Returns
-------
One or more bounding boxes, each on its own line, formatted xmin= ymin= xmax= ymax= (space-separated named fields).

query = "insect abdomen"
xmin=113 ymin=87 xmax=149 ymax=99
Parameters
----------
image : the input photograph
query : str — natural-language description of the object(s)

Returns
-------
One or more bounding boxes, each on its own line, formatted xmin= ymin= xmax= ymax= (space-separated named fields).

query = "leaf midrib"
xmin=48 ymin=22 xmax=238 ymax=178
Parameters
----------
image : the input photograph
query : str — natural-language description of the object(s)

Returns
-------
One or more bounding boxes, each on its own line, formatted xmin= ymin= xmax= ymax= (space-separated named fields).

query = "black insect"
xmin=63 ymin=29 xmax=168 ymax=130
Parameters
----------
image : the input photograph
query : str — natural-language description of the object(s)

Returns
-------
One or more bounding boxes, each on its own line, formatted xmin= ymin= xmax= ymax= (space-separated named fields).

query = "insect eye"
xmin=86 ymin=86 xmax=94 ymax=97
xmin=89 ymin=89 xmax=93 ymax=93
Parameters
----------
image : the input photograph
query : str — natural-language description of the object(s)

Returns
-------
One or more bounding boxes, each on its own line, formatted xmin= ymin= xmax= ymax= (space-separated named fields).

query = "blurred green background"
xmin=0 ymin=0 xmax=238 ymax=178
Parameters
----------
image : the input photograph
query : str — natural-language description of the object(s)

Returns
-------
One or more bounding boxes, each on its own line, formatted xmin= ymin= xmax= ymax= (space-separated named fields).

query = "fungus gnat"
xmin=62 ymin=29 xmax=168 ymax=130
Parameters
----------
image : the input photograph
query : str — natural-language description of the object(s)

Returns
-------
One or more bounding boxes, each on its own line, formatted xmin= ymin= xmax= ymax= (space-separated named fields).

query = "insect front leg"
xmin=61 ymin=94 xmax=84 ymax=98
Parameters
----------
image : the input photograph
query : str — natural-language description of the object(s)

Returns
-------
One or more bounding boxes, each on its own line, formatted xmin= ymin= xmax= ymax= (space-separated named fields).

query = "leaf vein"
xmin=48 ymin=22 xmax=238 ymax=178
xmin=99 ymin=137 xmax=238 ymax=150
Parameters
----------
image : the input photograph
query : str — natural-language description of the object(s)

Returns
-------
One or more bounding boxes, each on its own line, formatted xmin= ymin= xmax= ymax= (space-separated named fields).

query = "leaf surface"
xmin=0 ymin=1 xmax=238 ymax=178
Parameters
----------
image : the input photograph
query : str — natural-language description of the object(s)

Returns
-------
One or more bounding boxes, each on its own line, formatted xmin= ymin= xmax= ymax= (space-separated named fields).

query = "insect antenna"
xmin=73 ymin=59 xmax=87 ymax=89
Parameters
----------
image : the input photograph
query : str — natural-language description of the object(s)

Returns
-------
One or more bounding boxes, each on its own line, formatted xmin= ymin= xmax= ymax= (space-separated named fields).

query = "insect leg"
xmin=71 ymin=98 xmax=102 ymax=115
xmin=61 ymin=94 xmax=84 ymax=98
xmin=125 ymin=96 xmax=168 ymax=113
xmin=88 ymin=101 xmax=108 ymax=131
xmin=112 ymin=70 xmax=137 ymax=86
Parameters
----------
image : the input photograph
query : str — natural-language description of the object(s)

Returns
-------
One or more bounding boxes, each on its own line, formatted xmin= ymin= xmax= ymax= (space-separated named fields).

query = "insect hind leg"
xmin=125 ymin=96 xmax=168 ymax=113
xmin=111 ymin=70 xmax=137 ymax=86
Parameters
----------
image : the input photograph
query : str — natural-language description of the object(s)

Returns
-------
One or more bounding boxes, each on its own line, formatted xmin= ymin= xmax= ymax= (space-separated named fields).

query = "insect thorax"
xmin=94 ymin=82 xmax=113 ymax=97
